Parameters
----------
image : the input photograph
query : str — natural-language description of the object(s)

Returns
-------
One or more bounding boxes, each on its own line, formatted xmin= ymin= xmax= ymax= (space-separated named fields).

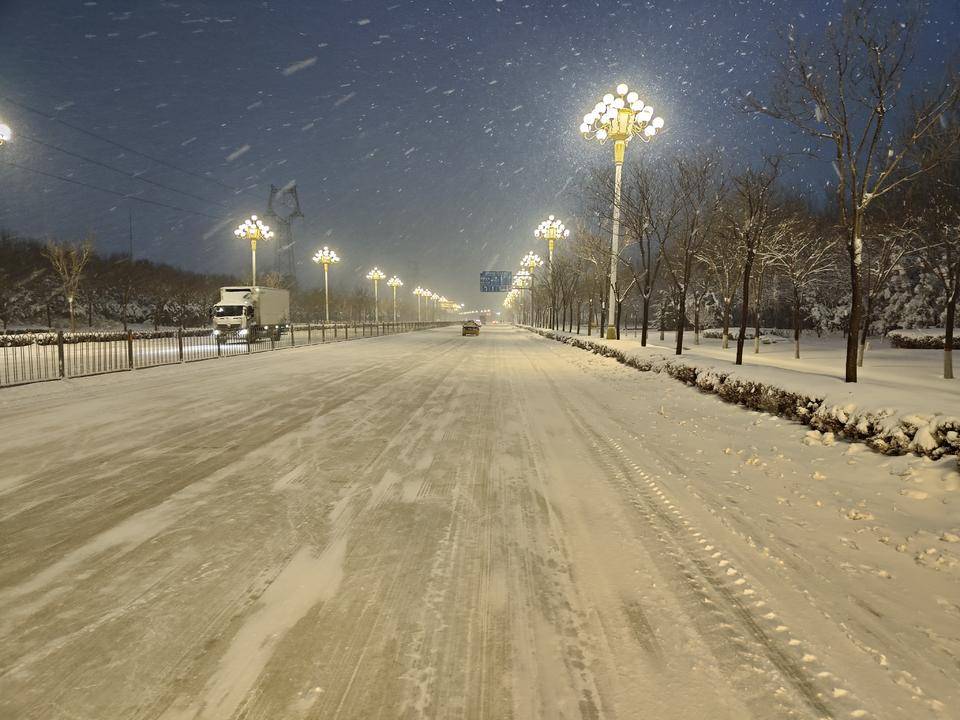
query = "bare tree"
xmin=773 ymin=222 xmax=837 ymax=358
xmin=910 ymin=129 xmax=960 ymax=378
xmin=664 ymin=154 xmax=724 ymax=355
xmin=858 ymin=219 xmax=916 ymax=365
xmin=42 ymin=237 xmax=93 ymax=331
xmin=748 ymin=0 xmax=960 ymax=381
xmin=620 ymin=160 xmax=676 ymax=345
xmin=722 ymin=161 xmax=780 ymax=364
xmin=699 ymin=225 xmax=745 ymax=349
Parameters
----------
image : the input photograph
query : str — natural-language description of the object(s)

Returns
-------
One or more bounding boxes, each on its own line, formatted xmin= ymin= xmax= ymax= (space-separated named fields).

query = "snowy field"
xmin=1 ymin=325 xmax=958 ymax=719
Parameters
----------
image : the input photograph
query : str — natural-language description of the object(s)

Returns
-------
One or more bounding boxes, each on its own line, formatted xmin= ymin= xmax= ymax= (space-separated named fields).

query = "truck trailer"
xmin=212 ymin=286 xmax=290 ymax=341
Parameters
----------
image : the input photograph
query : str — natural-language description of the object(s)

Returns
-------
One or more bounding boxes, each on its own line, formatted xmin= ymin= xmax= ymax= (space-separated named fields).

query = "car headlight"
xmin=238 ymin=329 xmax=249 ymax=337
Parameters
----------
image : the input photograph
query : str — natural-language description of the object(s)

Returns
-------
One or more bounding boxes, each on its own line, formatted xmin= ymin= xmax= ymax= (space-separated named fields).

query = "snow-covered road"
xmin=1 ymin=325 xmax=957 ymax=719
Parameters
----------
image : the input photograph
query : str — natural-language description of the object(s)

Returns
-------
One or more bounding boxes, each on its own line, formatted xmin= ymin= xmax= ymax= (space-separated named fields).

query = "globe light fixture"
xmin=534 ymin=215 xmax=570 ymax=266
xmin=387 ymin=275 xmax=404 ymax=322
xmin=234 ymin=215 xmax=274 ymax=285
xmin=312 ymin=245 xmax=341 ymax=323
xmin=366 ymin=267 xmax=387 ymax=323
xmin=580 ymin=82 xmax=664 ymax=338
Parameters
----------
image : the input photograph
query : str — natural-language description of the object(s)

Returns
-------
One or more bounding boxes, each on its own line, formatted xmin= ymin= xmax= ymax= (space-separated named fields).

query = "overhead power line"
xmin=1 ymin=94 xmax=245 ymax=194
xmin=22 ymin=133 xmax=230 ymax=208
xmin=0 ymin=158 xmax=226 ymax=220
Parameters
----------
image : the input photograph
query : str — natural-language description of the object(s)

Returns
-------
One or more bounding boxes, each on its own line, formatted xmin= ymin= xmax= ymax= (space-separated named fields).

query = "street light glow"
xmin=0 ymin=122 xmax=11 ymax=146
xmin=234 ymin=215 xmax=274 ymax=286
xmin=312 ymin=245 xmax=340 ymax=267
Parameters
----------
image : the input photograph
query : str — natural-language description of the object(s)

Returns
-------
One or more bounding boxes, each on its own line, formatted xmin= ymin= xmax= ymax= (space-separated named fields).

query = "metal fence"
xmin=0 ymin=322 xmax=450 ymax=388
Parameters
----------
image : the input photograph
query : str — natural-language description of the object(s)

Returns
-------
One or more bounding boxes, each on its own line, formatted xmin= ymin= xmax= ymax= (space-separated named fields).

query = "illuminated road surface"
xmin=1 ymin=326 xmax=956 ymax=719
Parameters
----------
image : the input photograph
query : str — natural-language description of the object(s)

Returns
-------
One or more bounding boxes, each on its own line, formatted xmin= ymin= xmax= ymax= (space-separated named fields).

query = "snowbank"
xmin=527 ymin=327 xmax=960 ymax=466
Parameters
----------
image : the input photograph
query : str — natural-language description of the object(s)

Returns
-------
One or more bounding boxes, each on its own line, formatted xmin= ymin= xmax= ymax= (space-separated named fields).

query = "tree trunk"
xmin=736 ymin=246 xmax=755 ymax=365
xmin=675 ymin=289 xmax=686 ymax=355
xmin=722 ymin=299 xmax=731 ymax=349
xmin=694 ymin=302 xmax=701 ymax=345
xmin=793 ymin=291 xmax=801 ymax=359
xmin=945 ymin=281 xmax=957 ymax=380
xmin=640 ymin=294 xmax=650 ymax=347
xmin=857 ymin=294 xmax=873 ymax=368
xmin=659 ymin=302 xmax=665 ymax=341
xmin=576 ymin=301 xmax=582 ymax=335
xmin=753 ymin=270 xmax=764 ymax=354
xmin=614 ymin=298 xmax=621 ymax=340
xmin=587 ymin=300 xmax=593 ymax=337
xmin=68 ymin=297 xmax=76 ymax=332
xmin=845 ymin=224 xmax=863 ymax=382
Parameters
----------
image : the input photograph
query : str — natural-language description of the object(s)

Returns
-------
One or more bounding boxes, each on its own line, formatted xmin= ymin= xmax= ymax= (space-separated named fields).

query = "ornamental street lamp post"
xmin=413 ymin=286 xmax=426 ymax=322
xmin=513 ymin=269 xmax=532 ymax=325
xmin=234 ymin=215 xmax=274 ymax=286
xmin=580 ymin=83 xmax=664 ymax=339
xmin=366 ymin=267 xmax=386 ymax=323
xmin=387 ymin=276 xmax=403 ymax=323
xmin=521 ymin=252 xmax=543 ymax=327
xmin=535 ymin=215 xmax=570 ymax=267
xmin=430 ymin=292 xmax=440 ymax=321
xmin=312 ymin=246 xmax=340 ymax=323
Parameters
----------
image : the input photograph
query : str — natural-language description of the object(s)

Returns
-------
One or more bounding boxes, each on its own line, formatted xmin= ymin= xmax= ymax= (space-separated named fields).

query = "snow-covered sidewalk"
xmin=526 ymin=327 xmax=960 ymax=464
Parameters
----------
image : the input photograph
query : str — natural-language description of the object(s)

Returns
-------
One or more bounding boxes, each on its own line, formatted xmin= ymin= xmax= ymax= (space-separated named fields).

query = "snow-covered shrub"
xmin=887 ymin=329 xmax=946 ymax=349
xmin=528 ymin=327 xmax=958 ymax=467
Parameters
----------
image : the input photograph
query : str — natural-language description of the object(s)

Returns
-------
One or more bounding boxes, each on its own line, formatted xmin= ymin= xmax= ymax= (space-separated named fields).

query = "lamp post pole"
xmin=387 ymin=276 xmax=403 ymax=323
xmin=234 ymin=215 xmax=274 ymax=286
xmin=521 ymin=253 xmax=543 ymax=327
xmin=413 ymin=287 xmax=423 ymax=322
xmin=367 ymin=268 xmax=386 ymax=323
xmin=312 ymin=246 xmax=340 ymax=323
xmin=580 ymin=83 xmax=664 ymax=339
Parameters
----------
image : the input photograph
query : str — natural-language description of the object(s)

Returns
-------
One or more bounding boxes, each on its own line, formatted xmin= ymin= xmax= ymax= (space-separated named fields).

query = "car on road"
xmin=462 ymin=320 xmax=480 ymax=336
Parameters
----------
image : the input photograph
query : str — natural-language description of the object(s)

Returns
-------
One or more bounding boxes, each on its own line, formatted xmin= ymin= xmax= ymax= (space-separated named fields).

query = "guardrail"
xmin=0 ymin=322 xmax=451 ymax=388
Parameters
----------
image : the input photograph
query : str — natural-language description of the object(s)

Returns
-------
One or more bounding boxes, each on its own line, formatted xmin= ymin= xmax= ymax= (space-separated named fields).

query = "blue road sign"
xmin=480 ymin=271 xmax=513 ymax=292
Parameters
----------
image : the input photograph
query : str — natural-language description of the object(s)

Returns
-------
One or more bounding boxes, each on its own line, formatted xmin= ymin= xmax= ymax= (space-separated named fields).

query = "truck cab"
xmin=213 ymin=286 xmax=290 ymax=340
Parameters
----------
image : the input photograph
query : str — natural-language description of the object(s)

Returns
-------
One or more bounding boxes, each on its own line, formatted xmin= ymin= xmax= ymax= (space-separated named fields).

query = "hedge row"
xmin=887 ymin=330 xmax=947 ymax=349
xmin=529 ymin=328 xmax=960 ymax=466
xmin=0 ymin=328 xmax=214 ymax=348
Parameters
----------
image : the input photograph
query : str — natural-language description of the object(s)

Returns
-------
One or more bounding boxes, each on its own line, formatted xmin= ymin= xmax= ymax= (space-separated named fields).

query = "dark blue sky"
xmin=1 ymin=0 xmax=957 ymax=307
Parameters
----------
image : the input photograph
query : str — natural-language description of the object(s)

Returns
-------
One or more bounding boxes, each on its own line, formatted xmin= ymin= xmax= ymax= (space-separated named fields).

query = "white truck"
xmin=212 ymin=286 xmax=290 ymax=341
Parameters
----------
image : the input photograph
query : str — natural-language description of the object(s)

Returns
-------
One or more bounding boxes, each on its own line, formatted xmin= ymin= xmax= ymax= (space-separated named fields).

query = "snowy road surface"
xmin=1 ymin=325 xmax=957 ymax=719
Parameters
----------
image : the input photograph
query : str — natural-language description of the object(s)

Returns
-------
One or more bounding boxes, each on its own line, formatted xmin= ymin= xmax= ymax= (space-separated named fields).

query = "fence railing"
xmin=0 ymin=322 xmax=450 ymax=388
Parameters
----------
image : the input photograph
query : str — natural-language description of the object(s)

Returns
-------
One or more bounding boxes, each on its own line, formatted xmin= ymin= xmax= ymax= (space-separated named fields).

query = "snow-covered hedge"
xmin=529 ymin=327 xmax=959 ymax=466
xmin=0 ymin=328 xmax=214 ymax=347
xmin=700 ymin=327 xmax=788 ymax=341
xmin=887 ymin=328 xmax=946 ymax=349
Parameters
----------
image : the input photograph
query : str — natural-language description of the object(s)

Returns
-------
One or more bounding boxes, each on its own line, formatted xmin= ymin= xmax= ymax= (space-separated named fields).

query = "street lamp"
xmin=312 ymin=245 xmax=340 ymax=323
xmin=0 ymin=122 xmax=11 ymax=146
xmin=513 ymin=269 xmax=532 ymax=325
xmin=430 ymin=292 xmax=440 ymax=321
xmin=535 ymin=215 xmax=570 ymax=266
xmin=412 ymin=286 xmax=427 ymax=322
xmin=366 ymin=267 xmax=386 ymax=322
xmin=580 ymin=82 xmax=664 ymax=339
xmin=387 ymin=275 xmax=403 ymax=322
xmin=234 ymin=215 xmax=274 ymax=286
xmin=521 ymin=253 xmax=543 ymax=327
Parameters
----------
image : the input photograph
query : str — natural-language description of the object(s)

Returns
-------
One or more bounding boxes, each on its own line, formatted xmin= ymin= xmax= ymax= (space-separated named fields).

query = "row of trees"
xmin=0 ymin=232 xmax=427 ymax=331
xmin=514 ymin=1 xmax=959 ymax=381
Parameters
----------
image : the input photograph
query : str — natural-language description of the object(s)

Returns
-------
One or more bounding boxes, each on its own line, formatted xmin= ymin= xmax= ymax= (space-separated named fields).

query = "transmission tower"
xmin=266 ymin=183 xmax=304 ymax=285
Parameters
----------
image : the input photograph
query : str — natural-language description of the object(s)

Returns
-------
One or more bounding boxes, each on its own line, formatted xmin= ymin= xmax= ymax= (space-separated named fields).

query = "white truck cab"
xmin=213 ymin=286 xmax=290 ymax=340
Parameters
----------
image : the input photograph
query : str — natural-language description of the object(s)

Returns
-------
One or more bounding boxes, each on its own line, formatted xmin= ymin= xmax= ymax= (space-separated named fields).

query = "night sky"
xmin=1 ymin=0 xmax=957 ymax=308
